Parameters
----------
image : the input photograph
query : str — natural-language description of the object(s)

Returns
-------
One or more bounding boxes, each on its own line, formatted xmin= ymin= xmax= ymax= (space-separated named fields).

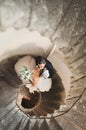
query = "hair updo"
xmin=36 ymin=56 xmax=46 ymax=65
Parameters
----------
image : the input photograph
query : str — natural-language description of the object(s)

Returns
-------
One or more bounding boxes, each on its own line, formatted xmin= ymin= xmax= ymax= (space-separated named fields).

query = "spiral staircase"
xmin=0 ymin=0 xmax=86 ymax=130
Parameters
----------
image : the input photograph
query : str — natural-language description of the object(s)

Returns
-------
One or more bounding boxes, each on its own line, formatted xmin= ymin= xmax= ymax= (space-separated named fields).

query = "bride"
xmin=15 ymin=56 xmax=53 ymax=93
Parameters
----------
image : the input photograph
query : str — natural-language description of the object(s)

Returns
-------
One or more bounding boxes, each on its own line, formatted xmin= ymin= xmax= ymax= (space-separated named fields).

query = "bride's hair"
xmin=36 ymin=56 xmax=46 ymax=65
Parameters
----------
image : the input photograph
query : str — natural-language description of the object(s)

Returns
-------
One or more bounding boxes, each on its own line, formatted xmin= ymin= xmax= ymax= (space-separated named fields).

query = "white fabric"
xmin=25 ymin=77 xmax=52 ymax=93
xmin=41 ymin=68 xmax=50 ymax=79
xmin=15 ymin=56 xmax=52 ymax=93
xmin=36 ymin=77 xmax=52 ymax=92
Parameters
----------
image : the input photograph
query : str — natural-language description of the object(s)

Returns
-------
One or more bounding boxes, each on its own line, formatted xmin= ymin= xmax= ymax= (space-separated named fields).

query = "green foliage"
xmin=20 ymin=66 xmax=32 ymax=80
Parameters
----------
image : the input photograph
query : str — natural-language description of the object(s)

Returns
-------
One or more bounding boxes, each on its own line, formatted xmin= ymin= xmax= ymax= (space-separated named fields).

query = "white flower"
xmin=20 ymin=66 xmax=32 ymax=80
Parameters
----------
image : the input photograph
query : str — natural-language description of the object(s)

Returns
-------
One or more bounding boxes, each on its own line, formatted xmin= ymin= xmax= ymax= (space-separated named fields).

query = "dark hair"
xmin=36 ymin=56 xmax=54 ymax=77
xmin=36 ymin=56 xmax=46 ymax=65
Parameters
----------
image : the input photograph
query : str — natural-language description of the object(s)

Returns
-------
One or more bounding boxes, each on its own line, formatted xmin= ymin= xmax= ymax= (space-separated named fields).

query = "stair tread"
xmin=47 ymin=117 xmax=63 ymax=130
xmin=56 ymin=116 xmax=82 ymax=130
xmin=39 ymin=104 xmax=55 ymax=114
xmin=0 ymin=99 xmax=16 ymax=119
xmin=65 ymin=109 xmax=86 ymax=130
xmin=23 ymin=119 xmax=30 ymax=130
xmin=31 ymin=120 xmax=39 ymax=130
xmin=42 ymin=101 xmax=60 ymax=109
xmin=74 ymin=100 xmax=86 ymax=114
xmin=0 ymin=110 xmax=24 ymax=130
xmin=39 ymin=119 xmax=50 ymax=130
xmin=69 ymin=87 xmax=86 ymax=97
xmin=34 ymin=106 xmax=47 ymax=116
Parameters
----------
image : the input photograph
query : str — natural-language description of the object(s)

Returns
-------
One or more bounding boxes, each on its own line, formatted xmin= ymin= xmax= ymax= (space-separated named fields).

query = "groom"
xmin=35 ymin=56 xmax=54 ymax=78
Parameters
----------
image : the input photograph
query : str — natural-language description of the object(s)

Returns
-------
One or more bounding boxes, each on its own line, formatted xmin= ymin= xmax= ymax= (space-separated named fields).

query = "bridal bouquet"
xmin=20 ymin=66 xmax=32 ymax=80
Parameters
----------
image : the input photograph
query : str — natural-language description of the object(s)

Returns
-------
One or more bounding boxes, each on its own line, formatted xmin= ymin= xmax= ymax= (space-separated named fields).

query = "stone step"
xmin=69 ymin=57 xmax=85 ymax=70
xmin=7 ymin=57 xmax=22 ymax=86
xmin=2 ymin=113 xmax=24 ymax=130
xmin=65 ymin=42 xmax=85 ymax=64
xmin=33 ymin=109 xmax=43 ymax=117
xmin=56 ymin=116 xmax=82 ymax=130
xmin=33 ymin=106 xmax=47 ymax=116
xmin=41 ymin=88 xmax=65 ymax=102
xmin=59 ymin=97 xmax=85 ymax=113
xmin=69 ymin=87 xmax=85 ymax=98
xmin=0 ymin=58 xmax=21 ymax=88
xmin=0 ymin=81 xmax=17 ymax=107
xmin=74 ymin=100 xmax=86 ymax=114
xmin=38 ymin=104 xmax=54 ymax=114
xmin=0 ymin=70 xmax=18 ymax=88
xmin=42 ymin=101 xmax=60 ymax=110
xmin=47 ymin=117 xmax=63 ymax=130
xmin=29 ymin=119 xmax=37 ymax=130
xmin=31 ymin=120 xmax=39 ymax=130
xmin=39 ymin=119 xmax=50 ymax=130
xmin=44 ymin=93 xmax=65 ymax=104
xmin=0 ymin=99 xmax=16 ymax=119
xmin=0 ymin=110 xmax=24 ymax=130
xmin=23 ymin=119 xmax=30 ymax=130
xmin=65 ymin=109 xmax=86 ymax=130
xmin=61 ymin=89 xmax=86 ymax=113
xmin=71 ymin=77 xmax=86 ymax=89
xmin=0 ymin=109 xmax=20 ymax=128
xmin=16 ymin=117 xmax=30 ymax=130
xmin=57 ymin=89 xmax=86 ymax=128
xmin=72 ymin=108 xmax=86 ymax=116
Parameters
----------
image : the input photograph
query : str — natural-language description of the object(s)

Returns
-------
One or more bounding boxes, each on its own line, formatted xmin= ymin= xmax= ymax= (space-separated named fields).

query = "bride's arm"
xmin=31 ymin=68 xmax=40 ymax=86
xmin=31 ymin=77 xmax=40 ymax=86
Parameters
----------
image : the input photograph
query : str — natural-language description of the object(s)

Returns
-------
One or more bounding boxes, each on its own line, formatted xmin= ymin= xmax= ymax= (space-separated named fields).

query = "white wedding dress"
xmin=15 ymin=56 xmax=52 ymax=93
